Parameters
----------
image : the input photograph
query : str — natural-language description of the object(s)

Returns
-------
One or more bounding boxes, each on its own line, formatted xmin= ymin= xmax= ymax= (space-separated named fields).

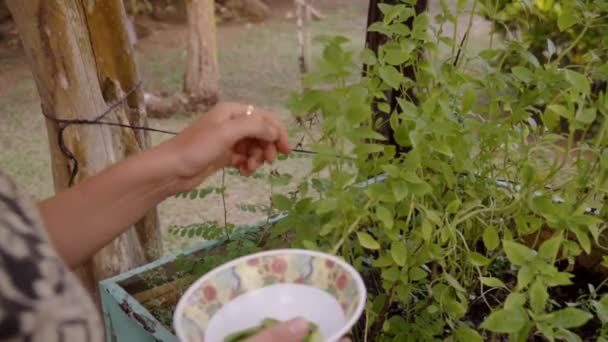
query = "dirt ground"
xmin=0 ymin=0 xmax=492 ymax=254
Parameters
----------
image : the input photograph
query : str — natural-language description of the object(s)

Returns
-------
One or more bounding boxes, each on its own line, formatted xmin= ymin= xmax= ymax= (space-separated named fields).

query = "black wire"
xmin=42 ymin=81 xmax=316 ymax=186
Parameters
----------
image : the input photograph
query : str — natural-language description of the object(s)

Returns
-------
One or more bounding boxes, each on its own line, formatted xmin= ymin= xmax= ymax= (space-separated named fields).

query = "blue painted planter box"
xmin=99 ymin=215 xmax=286 ymax=342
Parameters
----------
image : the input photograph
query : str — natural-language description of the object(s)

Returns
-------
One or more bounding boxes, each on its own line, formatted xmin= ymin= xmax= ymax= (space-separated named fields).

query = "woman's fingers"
xmin=222 ymin=114 xmax=279 ymax=146
xmin=212 ymin=103 xmax=292 ymax=175
xmin=247 ymin=147 xmax=264 ymax=171
xmin=263 ymin=142 xmax=277 ymax=164
xmin=246 ymin=108 xmax=291 ymax=155
xmin=231 ymin=154 xmax=247 ymax=167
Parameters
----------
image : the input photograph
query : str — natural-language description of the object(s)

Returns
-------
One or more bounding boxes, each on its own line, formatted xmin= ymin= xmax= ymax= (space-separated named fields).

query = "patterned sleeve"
xmin=0 ymin=172 xmax=103 ymax=342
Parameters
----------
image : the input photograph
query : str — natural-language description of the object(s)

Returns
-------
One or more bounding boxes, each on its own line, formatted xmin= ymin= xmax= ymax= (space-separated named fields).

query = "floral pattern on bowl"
xmin=174 ymin=249 xmax=366 ymax=342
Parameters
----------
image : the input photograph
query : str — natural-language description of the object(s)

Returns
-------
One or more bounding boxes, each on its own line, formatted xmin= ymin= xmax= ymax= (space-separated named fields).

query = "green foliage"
xmin=275 ymin=1 xmax=608 ymax=340
xmin=479 ymin=0 xmax=608 ymax=69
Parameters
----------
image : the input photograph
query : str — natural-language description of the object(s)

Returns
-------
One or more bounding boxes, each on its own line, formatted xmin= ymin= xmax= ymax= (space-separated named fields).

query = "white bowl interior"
xmin=206 ymin=283 xmax=346 ymax=341
xmin=173 ymin=249 xmax=366 ymax=342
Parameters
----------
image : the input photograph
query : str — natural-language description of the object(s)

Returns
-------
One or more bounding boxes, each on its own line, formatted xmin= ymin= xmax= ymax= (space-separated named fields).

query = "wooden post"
xmin=184 ymin=0 xmax=220 ymax=108
xmin=7 ymin=0 xmax=162 ymax=303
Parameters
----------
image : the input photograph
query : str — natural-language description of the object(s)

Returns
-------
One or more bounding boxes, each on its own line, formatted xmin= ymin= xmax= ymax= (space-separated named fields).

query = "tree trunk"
xmin=184 ymin=0 xmax=220 ymax=108
xmin=7 ymin=0 xmax=162 ymax=303
xmin=365 ymin=0 xmax=427 ymax=154
xmin=223 ymin=0 xmax=270 ymax=22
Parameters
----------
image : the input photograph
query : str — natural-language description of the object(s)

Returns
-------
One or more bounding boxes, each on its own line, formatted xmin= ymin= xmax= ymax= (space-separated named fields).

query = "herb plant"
xmin=279 ymin=0 xmax=608 ymax=340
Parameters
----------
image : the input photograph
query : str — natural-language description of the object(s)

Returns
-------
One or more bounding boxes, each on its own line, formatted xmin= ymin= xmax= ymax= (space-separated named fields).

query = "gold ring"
xmin=246 ymin=105 xmax=254 ymax=116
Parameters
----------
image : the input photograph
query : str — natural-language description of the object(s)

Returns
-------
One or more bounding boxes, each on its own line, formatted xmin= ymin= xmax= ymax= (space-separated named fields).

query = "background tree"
xmin=6 ymin=0 xmax=162 ymax=302
xmin=143 ymin=0 xmax=222 ymax=117
xmin=184 ymin=0 xmax=221 ymax=107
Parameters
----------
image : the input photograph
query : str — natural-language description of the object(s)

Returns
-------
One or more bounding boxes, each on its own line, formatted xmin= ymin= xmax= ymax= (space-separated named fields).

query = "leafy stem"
xmin=331 ymin=199 xmax=374 ymax=254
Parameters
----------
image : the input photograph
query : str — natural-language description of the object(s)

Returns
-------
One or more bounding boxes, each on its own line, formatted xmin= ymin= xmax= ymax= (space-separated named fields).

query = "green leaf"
xmin=469 ymin=252 xmax=490 ymax=267
xmin=411 ymin=12 xmax=429 ymax=40
xmin=512 ymin=66 xmax=534 ymax=83
xmin=316 ymin=198 xmax=337 ymax=215
xmin=407 ymin=180 xmax=432 ymax=196
xmin=360 ymin=48 xmax=377 ymax=66
xmin=392 ymin=180 xmax=408 ymax=202
xmin=483 ymin=226 xmax=500 ymax=251
xmin=517 ymin=265 xmax=535 ymax=290
xmin=479 ymin=48 xmax=501 ymax=60
xmin=409 ymin=267 xmax=428 ymax=281
xmin=539 ymin=233 xmax=562 ymax=261
xmin=357 ymin=232 xmax=380 ymax=250
xmin=480 ymin=277 xmax=507 ymax=288
xmin=558 ymin=12 xmax=578 ymax=31
xmin=373 ymin=254 xmax=394 ymax=268
xmin=390 ymin=242 xmax=408 ymax=267
xmin=379 ymin=65 xmax=404 ymax=89
xmin=367 ymin=22 xmax=392 ymax=36
xmin=271 ymin=194 xmax=292 ymax=211
xmin=430 ymin=140 xmax=454 ymax=158
xmin=576 ymin=108 xmax=597 ymax=124
xmin=593 ymin=295 xmax=608 ymax=324
xmin=503 ymin=240 xmax=535 ymax=266
xmin=571 ymin=226 xmax=591 ymax=254
xmin=397 ymin=98 xmax=418 ymax=115
xmin=565 ymin=70 xmax=590 ymax=95
xmin=461 ymin=85 xmax=476 ymax=113
xmin=446 ymin=199 xmax=461 ymax=213
xmin=378 ymin=3 xmax=408 ymax=23
xmin=376 ymin=205 xmax=394 ymax=229
xmin=302 ymin=240 xmax=317 ymax=250
xmin=421 ymin=219 xmax=433 ymax=242
xmin=445 ymin=297 xmax=468 ymax=320
xmin=481 ymin=308 xmax=527 ymax=333
xmin=382 ymin=165 xmax=401 ymax=177
xmin=547 ymin=104 xmax=572 ymax=119
xmin=544 ymin=307 xmax=593 ymax=329
xmin=384 ymin=45 xmax=411 ymax=65
xmin=445 ymin=273 xmax=466 ymax=293
xmin=377 ymin=102 xmax=391 ymax=113
xmin=356 ymin=143 xmax=386 ymax=155
xmin=505 ymin=292 xmax=527 ymax=310
xmin=381 ymin=266 xmax=400 ymax=282
xmin=530 ymin=279 xmax=548 ymax=314
xmin=454 ymin=327 xmax=483 ymax=342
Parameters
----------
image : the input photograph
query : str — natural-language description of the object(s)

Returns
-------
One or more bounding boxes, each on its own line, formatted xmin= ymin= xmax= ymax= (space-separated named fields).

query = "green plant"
xmin=275 ymin=0 xmax=608 ymax=340
xmin=478 ymin=0 xmax=608 ymax=69
xmin=478 ymin=0 xmax=608 ymax=139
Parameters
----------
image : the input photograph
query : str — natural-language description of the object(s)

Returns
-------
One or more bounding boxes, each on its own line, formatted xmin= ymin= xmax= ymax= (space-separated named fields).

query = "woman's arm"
xmin=38 ymin=102 xmax=290 ymax=267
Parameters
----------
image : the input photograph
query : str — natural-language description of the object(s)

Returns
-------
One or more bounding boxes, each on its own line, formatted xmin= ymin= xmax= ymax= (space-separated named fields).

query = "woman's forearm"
xmin=36 ymin=102 xmax=291 ymax=269
xmin=37 ymin=144 xmax=179 ymax=268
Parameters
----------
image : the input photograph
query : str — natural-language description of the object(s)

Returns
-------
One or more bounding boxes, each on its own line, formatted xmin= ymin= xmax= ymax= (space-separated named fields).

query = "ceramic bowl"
xmin=173 ymin=249 xmax=367 ymax=342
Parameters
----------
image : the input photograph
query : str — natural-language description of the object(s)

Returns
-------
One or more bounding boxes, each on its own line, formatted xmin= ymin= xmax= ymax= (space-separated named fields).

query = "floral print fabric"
xmin=0 ymin=171 xmax=103 ymax=342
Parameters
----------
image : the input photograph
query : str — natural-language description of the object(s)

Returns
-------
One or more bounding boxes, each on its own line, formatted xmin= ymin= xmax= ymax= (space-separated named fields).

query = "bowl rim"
xmin=173 ymin=248 xmax=367 ymax=342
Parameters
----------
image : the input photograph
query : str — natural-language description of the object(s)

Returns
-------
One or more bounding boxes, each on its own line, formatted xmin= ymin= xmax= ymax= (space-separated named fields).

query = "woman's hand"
xmin=245 ymin=318 xmax=350 ymax=342
xmin=38 ymin=101 xmax=291 ymax=267
xmin=161 ymin=102 xmax=291 ymax=192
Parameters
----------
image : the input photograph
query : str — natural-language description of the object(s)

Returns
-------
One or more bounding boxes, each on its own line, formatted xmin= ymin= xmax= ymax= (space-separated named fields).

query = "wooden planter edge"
xmin=99 ymin=213 xmax=288 ymax=342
